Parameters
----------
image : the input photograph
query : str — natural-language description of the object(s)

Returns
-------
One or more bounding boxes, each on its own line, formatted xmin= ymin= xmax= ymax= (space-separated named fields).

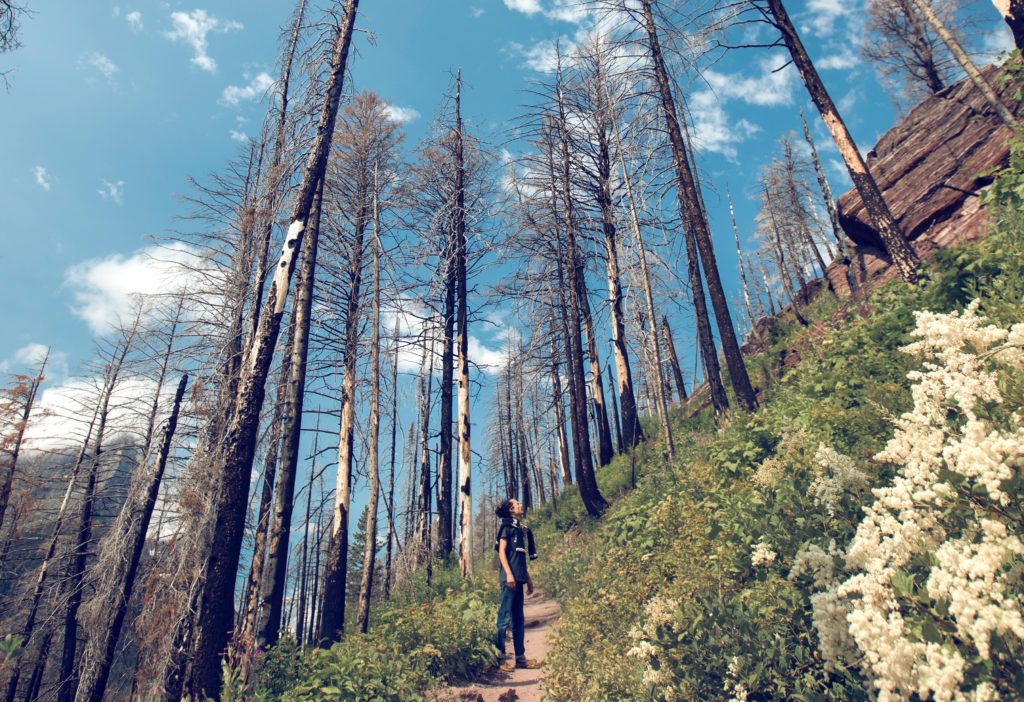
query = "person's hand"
xmin=526 ymin=580 xmax=534 ymax=596
xmin=506 ymin=573 xmax=516 ymax=588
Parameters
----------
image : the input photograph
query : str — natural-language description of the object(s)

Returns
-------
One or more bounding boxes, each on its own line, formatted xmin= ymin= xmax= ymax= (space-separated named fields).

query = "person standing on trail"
xmin=493 ymin=498 xmax=542 ymax=672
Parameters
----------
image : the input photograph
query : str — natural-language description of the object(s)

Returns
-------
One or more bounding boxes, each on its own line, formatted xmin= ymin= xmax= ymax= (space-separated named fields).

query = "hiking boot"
xmin=499 ymin=660 xmax=517 ymax=673
xmin=515 ymin=658 xmax=543 ymax=669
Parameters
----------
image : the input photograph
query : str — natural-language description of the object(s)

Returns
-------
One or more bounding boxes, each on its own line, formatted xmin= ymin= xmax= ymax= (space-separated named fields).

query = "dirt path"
xmin=438 ymin=589 xmax=561 ymax=702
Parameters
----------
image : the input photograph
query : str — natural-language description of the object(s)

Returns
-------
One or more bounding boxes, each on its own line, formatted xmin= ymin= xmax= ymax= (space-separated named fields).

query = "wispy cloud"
xmin=229 ymin=129 xmax=249 ymax=142
xmin=383 ymin=104 xmax=421 ymax=124
xmin=82 ymin=52 xmax=119 ymax=78
xmin=126 ymin=10 xmax=143 ymax=31
xmin=470 ymin=7 xmax=485 ymax=18
xmin=0 ymin=343 xmax=69 ymax=382
xmin=97 ymin=179 xmax=125 ymax=205
xmin=703 ymin=56 xmax=798 ymax=107
xmin=32 ymin=166 xmax=51 ymax=191
xmin=165 ymin=9 xmax=242 ymax=73
xmin=801 ymin=0 xmax=854 ymax=38
xmin=221 ymin=71 xmax=274 ymax=106
xmin=504 ymin=0 xmax=543 ymax=14
xmin=687 ymin=90 xmax=761 ymax=161
xmin=502 ymin=0 xmax=588 ymax=23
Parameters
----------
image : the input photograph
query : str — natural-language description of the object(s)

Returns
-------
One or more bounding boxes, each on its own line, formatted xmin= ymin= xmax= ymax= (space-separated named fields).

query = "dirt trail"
xmin=438 ymin=589 xmax=561 ymax=702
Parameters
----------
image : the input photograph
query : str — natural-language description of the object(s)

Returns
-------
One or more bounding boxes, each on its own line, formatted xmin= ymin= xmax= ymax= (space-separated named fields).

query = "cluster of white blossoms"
xmin=723 ymin=656 xmax=749 ymax=702
xmin=751 ymin=539 xmax=777 ymax=567
xmin=810 ymin=444 xmax=869 ymax=517
xmin=626 ymin=595 xmax=681 ymax=697
xmin=817 ymin=302 xmax=1024 ymax=701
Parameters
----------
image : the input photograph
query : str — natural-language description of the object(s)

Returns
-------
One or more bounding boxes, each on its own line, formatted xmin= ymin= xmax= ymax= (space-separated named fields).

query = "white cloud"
xmin=502 ymin=0 xmax=590 ymax=23
xmin=83 ymin=52 xmax=119 ymax=78
xmin=97 ymin=179 xmax=125 ymax=205
xmin=687 ymin=90 xmax=760 ymax=160
xmin=64 ymin=244 xmax=203 ymax=334
xmin=229 ymin=129 xmax=249 ymax=142
xmin=703 ymin=56 xmax=798 ymax=107
xmin=126 ymin=11 xmax=143 ymax=31
xmin=817 ymin=49 xmax=859 ymax=71
xmin=802 ymin=0 xmax=854 ymax=38
xmin=165 ymin=9 xmax=242 ymax=73
xmin=32 ymin=166 xmax=51 ymax=191
xmin=221 ymin=71 xmax=274 ymax=106
xmin=0 ymin=343 xmax=70 ymax=385
xmin=504 ymin=0 xmax=543 ymax=14
xmin=506 ymin=39 xmax=561 ymax=73
xmin=383 ymin=104 xmax=421 ymax=124
xmin=470 ymin=7 xmax=485 ymax=18
xmin=981 ymin=23 xmax=1014 ymax=61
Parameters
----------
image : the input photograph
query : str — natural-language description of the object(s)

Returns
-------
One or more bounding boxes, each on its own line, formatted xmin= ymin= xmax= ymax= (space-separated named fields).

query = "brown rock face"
xmin=829 ymin=64 xmax=1022 ymax=296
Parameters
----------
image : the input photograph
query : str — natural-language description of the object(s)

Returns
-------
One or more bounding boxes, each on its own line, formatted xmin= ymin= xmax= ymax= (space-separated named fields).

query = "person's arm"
xmin=497 ymin=538 xmax=515 ymax=587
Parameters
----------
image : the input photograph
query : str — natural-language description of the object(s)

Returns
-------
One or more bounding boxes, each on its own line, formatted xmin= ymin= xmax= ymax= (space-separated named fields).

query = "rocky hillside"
xmin=828 ymin=64 xmax=1023 ymax=296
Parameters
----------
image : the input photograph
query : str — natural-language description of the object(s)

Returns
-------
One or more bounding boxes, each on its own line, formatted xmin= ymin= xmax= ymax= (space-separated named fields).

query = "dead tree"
xmin=660 ymin=317 xmax=688 ymax=404
xmin=0 ymin=349 xmax=47 ymax=534
xmin=74 ymin=374 xmax=187 ymax=702
xmin=907 ymin=0 xmax=1019 ymax=128
xmin=188 ymin=1 xmax=360 ymax=695
xmin=638 ymin=0 xmax=754 ymax=412
xmin=453 ymin=71 xmax=474 ymax=579
xmin=756 ymin=0 xmax=921 ymax=285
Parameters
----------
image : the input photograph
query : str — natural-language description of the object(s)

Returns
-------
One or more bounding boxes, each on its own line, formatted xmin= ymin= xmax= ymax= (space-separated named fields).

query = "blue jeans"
xmin=494 ymin=577 xmax=525 ymax=662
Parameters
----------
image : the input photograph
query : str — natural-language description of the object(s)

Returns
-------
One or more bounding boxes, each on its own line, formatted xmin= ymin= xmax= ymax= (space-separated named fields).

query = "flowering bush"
xmin=813 ymin=302 xmax=1024 ymax=701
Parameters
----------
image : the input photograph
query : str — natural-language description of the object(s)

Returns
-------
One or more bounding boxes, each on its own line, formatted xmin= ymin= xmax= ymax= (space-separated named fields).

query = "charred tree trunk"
xmin=189 ymin=2 xmax=359 ymax=695
xmin=0 ymin=351 xmax=46 ymax=534
xmin=763 ymin=0 xmax=920 ymax=284
xmin=549 ymin=336 xmax=573 ymax=487
xmin=74 ymin=375 xmax=188 ymax=702
xmin=728 ymin=190 xmax=756 ymax=329
xmin=437 ymin=255 xmax=456 ymax=560
xmin=641 ymin=0 xmax=755 ymax=412
xmin=453 ymin=72 xmax=473 ymax=579
xmin=256 ymin=176 xmax=325 ymax=648
xmin=356 ymin=186 xmax=383 ymax=634
xmin=660 ymin=317 xmax=688 ymax=404
xmin=383 ymin=321 xmax=400 ymax=600
xmin=318 ymin=196 xmax=370 ymax=645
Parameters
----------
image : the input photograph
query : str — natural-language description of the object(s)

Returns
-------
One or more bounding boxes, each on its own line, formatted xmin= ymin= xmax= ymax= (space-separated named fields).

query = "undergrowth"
xmin=529 ymin=198 xmax=1024 ymax=701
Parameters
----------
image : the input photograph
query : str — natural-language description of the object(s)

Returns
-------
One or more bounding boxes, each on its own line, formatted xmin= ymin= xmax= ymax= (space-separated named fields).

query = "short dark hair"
xmin=495 ymin=499 xmax=514 ymax=519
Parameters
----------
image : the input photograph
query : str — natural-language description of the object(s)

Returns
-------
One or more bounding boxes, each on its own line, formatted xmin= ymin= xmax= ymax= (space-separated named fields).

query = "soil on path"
xmin=437 ymin=589 xmax=561 ymax=702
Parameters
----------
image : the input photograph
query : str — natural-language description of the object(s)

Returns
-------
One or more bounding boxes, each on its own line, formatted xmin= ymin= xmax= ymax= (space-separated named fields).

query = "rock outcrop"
xmin=827 ymin=64 xmax=1022 ymax=297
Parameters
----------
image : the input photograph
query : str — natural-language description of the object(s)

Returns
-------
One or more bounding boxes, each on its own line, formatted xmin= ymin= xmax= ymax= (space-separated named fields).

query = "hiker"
xmin=493 ymin=498 xmax=541 ymax=672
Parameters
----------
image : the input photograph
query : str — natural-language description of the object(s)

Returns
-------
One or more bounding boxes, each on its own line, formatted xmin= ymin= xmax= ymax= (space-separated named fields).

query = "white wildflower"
xmin=810 ymin=445 xmax=869 ymax=517
xmin=751 ymin=539 xmax=777 ymax=567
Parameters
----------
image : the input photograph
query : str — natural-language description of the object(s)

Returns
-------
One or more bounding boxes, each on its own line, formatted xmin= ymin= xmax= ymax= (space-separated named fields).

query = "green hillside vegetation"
xmin=241 ymin=135 xmax=1024 ymax=701
xmin=530 ymin=186 xmax=1024 ymax=698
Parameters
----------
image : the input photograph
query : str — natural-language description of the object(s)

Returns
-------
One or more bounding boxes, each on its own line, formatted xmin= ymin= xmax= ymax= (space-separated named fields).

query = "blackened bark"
xmin=189 ymin=2 xmax=359 ymax=695
xmin=75 ymin=375 xmax=188 ymax=702
xmin=641 ymin=0 xmax=756 ymax=412
xmin=660 ymin=317 xmax=688 ymax=403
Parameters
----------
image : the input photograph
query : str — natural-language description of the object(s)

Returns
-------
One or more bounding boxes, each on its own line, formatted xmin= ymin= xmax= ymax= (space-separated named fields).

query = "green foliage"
xmin=253 ymin=584 xmax=497 ymax=701
xmin=0 ymin=634 xmax=24 ymax=675
xmin=533 ymin=204 xmax=1024 ymax=701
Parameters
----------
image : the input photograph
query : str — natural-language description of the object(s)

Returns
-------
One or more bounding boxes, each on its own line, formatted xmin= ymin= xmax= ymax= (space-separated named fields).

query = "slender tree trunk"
xmin=294 ymin=418 xmax=319 ymax=649
xmin=384 ymin=321 xmax=400 ymax=599
xmin=727 ymin=191 xmax=756 ymax=329
xmin=318 ymin=193 xmax=370 ymax=645
xmin=189 ymin=2 xmax=359 ymax=695
xmin=417 ymin=342 xmax=434 ymax=585
xmin=452 ymin=72 xmax=474 ymax=579
xmin=905 ymin=0 xmax=1018 ymax=128
xmin=764 ymin=0 xmax=920 ymax=284
xmin=57 ymin=330 xmax=136 ymax=702
xmin=0 ymin=351 xmax=46 ymax=534
xmin=641 ymin=0 xmax=755 ymax=412
xmin=74 ymin=375 xmax=188 ymax=702
xmin=660 ymin=317 xmax=688 ymax=404
xmin=549 ymin=336 xmax=573 ymax=487
xmin=257 ymin=175 xmax=325 ymax=648
xmin=437 ymin=258 xmax=456 ymax=560
xmin=609 ymin=115 xmax=675 ymax=459
xmin=356 ymin=186 xmax=383 ymax=634
xmin=606 ymin=364 xmax=623 ymax=453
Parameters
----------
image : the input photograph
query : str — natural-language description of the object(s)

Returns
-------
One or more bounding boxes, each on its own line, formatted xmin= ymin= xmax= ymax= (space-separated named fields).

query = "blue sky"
xmin=0 ymin=0 xmax=1013 ymax=493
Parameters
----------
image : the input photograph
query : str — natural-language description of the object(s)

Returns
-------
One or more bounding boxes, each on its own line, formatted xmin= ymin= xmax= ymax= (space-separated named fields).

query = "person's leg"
xmin=511 ymin=582 xmax=526 ymax=663
xmin=494 ymin=578 xmax=514 ymax=655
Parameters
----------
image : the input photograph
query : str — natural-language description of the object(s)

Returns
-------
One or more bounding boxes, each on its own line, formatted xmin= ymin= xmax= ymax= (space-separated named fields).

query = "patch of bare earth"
xmin=434 ymin=590 xmax=561 ymax=702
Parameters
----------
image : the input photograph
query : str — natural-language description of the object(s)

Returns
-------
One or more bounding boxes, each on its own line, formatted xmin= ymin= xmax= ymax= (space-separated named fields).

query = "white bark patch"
xmin=273 ymin=220 xmax=305 ymax=314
